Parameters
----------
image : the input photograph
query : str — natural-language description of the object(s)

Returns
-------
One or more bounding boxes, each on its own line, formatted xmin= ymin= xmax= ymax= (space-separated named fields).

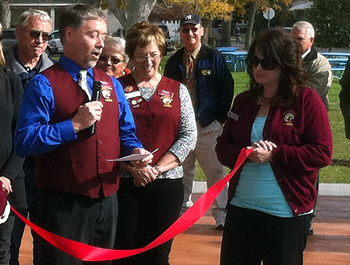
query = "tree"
xmin=0 ymin=0 xmax=10 ymax=28
xmin=244 ymin=1 xmax=258 ymax=50
xmin=221 ymin=20 xmax=232 ymax=46
xmin=167 ymin=0 xmax=235 ymax=45
xmin=104 ymin=0 xmax=158 ymax=31
xmin=308 ymin=0 xmax=350 ymax=51
xmin=167 ymin=0 xmax=234 ymax=21
xmin=227 ymin=0 xmax=293 ymax=50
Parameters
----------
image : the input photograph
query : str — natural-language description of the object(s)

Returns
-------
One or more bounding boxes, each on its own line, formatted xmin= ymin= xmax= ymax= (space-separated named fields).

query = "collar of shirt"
xmin=184 ymin=44 xmax=201 ymax=64
xmin=14 ymin=48 xmax=42 ymax=74
xmin=301 ymin=48 xmax=312 ymax=59
xmin=59 ymin=54 xmax=94 ymax=84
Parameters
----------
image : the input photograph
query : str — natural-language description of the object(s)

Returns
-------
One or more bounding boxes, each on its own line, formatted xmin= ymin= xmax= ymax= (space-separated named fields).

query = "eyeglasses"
xmin=251 ymin=56 xmax=278 ymax=70
xmin=99 ymin=54 xmax=123 ymax=65
xmin=134 ymin=54 xmax=160 ymax=62
xmin=28 ymin=30 xmax=52 ymax=42
xmin=180 ymin=27 xmax=200 ymax=34
xmin=0 ymin=33 xmax=3 ymax=41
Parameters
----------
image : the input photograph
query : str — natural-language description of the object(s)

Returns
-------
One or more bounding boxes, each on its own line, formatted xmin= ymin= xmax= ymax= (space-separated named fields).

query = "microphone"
xmin=89 ymin=81 xmax=102 ymax=135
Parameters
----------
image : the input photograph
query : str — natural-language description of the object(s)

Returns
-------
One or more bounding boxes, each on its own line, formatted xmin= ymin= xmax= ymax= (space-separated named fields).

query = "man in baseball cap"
xmin=164 ymin=13 xmax=234 ymax=230
xmin=180 ymin=14 xmax=202 ymax=26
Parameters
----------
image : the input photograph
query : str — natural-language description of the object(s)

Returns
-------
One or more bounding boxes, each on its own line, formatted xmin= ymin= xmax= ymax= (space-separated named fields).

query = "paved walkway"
xmin=170 ymin=195 xmax=350 ymax=265
xmin=18 ymin=195 xmax=350 ymax=264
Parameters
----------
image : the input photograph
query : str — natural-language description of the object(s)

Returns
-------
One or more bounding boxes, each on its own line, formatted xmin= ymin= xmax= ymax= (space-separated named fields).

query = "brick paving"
xmin=18 ymin=196 xmax=350 ymax=264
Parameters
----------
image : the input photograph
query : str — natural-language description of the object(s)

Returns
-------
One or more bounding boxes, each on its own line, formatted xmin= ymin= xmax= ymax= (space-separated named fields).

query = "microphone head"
xmin=93 ymin=81 xmax=102 ymax=91
xmin=91 ymin=81 xmax=102 ymax=101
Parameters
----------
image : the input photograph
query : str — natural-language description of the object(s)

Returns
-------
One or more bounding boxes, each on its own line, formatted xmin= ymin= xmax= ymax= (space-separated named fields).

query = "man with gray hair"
xmin=5 ymin=9 xmax=54 ymax=265
xmin=291 ymin=21 xmax=333 ymax=236
xmin=6 ymin=9 xmax=54 ymax=88
xmin=291 ymin=21 xmax=333 ymax=110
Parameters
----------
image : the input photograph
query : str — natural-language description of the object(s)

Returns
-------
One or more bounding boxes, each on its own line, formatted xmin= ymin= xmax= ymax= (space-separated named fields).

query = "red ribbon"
xmin=11 ymin=148 xmax=252 ymax=261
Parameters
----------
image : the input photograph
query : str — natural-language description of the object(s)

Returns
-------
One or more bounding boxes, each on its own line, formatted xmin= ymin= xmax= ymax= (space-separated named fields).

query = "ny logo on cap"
xmin=185 ymin=15 xmax=192 ymax=20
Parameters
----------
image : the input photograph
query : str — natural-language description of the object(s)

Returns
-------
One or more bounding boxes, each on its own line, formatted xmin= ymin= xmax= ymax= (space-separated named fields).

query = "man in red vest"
xmin=15 ymin=4 xmax=151 ymax=265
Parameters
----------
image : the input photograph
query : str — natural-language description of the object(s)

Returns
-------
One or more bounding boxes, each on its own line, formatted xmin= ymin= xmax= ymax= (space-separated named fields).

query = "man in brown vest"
xmin=15 ymin=4 xmax=151 ymax=265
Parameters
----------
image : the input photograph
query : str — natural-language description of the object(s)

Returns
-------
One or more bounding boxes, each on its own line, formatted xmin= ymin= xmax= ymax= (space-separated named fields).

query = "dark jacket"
xmin=216 ymin=87 xmax=333 ymax=216
xmin=339 ymin=58 xmax=350 ymax=138
xmin=164 ymin=45 xmax=234 ymax=127
xmin=0 ymin=68 xmax=25 ymax=208
xmin=5 ymin=45 xmax=55 ymax=89
xmin=5 ymin=45 xmax=55 ymax=208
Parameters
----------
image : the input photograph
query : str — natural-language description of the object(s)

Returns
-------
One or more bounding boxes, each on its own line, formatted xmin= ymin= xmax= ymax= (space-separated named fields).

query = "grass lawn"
xmin=186 ymin=70 xmax=350 ymax=183
xmin=160 ymin=56 xmax=348 ymax=183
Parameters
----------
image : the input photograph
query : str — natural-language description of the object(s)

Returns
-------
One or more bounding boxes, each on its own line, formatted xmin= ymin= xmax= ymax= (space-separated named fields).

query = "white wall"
xmin=163 ymin=20 xmax=181 ymax=44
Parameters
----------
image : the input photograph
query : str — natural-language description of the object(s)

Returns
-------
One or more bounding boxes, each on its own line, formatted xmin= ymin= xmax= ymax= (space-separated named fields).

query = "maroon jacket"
xmin=118 ymin=74 xmax=181 ymax=165
xmin=35 ymin=66 xmax=120 ymax=198
xmin=216 ymin=87 xmax=333 ymax=216
xmin=0 ymin=188 xmax=7 ymax=216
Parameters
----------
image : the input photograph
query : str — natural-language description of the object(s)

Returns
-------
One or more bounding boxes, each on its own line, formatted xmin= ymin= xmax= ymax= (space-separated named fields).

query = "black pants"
xmin=0 ymin=214 xmax=14 ymax=265
xmin=115 ymin=178 xmax=183 ymax=265
xmin=10 ymin=164 xmax=35 ymax=265
xmin=9 ymin=208 xmax=27 ymax=265
xmin=221 ymin=204 xmax=311 ymax=265
xmin=31 ymin=189 xmax=118 ymax=265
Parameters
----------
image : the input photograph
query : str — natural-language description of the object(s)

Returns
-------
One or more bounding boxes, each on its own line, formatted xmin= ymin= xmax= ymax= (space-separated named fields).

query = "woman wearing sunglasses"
xmin=114 ymin=21 xmax=196 ymax=265
xmin=96 ymin=35 xmax=130 ymax=78
xmin=216 ymin=28 xmax=333 ymax=265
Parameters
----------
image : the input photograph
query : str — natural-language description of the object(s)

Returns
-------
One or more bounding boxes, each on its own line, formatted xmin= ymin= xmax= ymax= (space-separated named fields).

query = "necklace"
xmin=257 ymin=93 xmax=274 ymax=106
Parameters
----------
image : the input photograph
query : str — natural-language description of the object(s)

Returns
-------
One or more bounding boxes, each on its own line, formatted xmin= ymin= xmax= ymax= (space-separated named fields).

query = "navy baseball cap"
xmin=180 ymin=14 xmax=202 ymax=26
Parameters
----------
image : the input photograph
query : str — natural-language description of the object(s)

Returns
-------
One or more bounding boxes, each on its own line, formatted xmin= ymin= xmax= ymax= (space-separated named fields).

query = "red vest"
xmin=119 ymin=75 xmax=181 ymax=165
xmin=35 ymin=65 xmax=120 ymax=198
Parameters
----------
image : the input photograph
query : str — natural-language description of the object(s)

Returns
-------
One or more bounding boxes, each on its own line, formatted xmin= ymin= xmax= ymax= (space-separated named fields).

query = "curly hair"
xmin=246 ymin=28 xmax=306 ymax=108
xmin=125 ymin=21 xmax=166 ymax=59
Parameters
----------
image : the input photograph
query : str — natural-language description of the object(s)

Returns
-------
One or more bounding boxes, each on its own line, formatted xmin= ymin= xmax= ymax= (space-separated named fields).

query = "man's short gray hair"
xmin=17 ymin=9 xmax=52 ymax=29
xmin=292 ymin=21 xmax=315 ymax=39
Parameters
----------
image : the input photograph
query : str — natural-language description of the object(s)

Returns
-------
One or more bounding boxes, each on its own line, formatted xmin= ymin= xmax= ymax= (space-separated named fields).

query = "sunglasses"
xmin=251 ymin=56 xmax=277 ymax=70
xmin=0 ymin=33 xmax=2 ymax=41
xmin=99 ymin=55 xmax=123 ymax=64
xmin=181 ymin=27 xmax=200 ymax=34
xmin=28 ymin=30 xmax=52 ymax=42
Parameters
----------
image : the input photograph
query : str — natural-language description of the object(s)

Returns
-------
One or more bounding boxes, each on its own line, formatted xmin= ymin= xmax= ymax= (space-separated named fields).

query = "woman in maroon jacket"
xmin=216 ymin=29 xmax=333 ymax=265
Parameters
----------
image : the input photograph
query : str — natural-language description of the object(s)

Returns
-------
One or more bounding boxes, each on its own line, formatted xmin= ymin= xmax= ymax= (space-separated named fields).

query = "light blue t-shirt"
xmin=231 ymin=116 xmax=294 ymax=218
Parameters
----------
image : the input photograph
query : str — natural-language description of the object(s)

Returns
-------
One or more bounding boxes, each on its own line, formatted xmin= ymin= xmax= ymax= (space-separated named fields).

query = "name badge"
xmin=125 ymin=91 xmax=141 ymax=99
xmin=201 ymin=69 xmax=212 ymax=76
xmin=228 ymin=110 xmax=239 ymax=121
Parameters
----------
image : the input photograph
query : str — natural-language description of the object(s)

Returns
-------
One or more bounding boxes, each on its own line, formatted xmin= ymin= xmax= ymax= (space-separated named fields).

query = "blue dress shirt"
xmin=15 ymin=55 xmax=142 ymax=157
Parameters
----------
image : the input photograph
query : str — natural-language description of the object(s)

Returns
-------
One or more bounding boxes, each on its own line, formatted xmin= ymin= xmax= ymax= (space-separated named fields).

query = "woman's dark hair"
xmin=125 ymin=21 xmax=166 ymax=59
xmin=246 ymin=28 xmax=306 ymax=108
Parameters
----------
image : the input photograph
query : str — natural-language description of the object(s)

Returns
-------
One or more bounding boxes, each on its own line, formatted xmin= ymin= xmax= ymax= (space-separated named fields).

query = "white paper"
xmin=107 ymin=153 xmax=151 ymax=162
xmin=107 ymin=148 xmax=158 ymax=162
